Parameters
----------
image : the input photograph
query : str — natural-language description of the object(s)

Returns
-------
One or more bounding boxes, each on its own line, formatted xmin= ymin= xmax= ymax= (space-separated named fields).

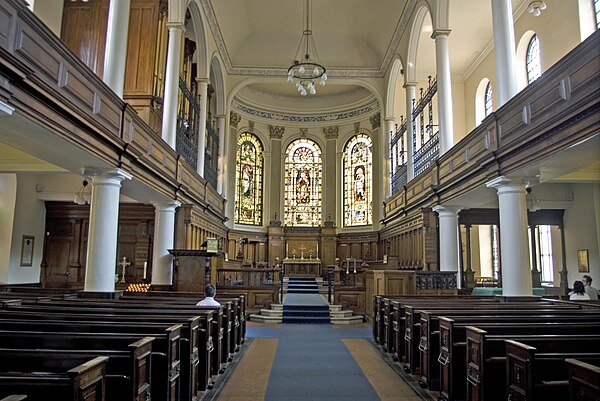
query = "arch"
xmin=405 ymin=1 xmax=433 ymax=83
xmin=186 ymin=0 xmax=209 ymax=78
xmin=525 ymin=34 xmax=542 ymax=84
xmin=515 ymin=30 xmax=537 ymax=91
xmin=475 ymin=78 xmax=491 ymax=126
xmin=210 ymin=54 xmax=226 ymax=116
xmin=386 ymin=56 xmax=405 ymax=120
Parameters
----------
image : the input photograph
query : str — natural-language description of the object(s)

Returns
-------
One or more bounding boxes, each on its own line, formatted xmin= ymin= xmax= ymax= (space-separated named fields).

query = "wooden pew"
xmin=566 ymin=359 xmax=600 ymax=401
xmin=421 ymin=311 xmax=600 ymax=391
xmin=403 ymin=303 xmax=583 ymax=375
xmin=0 ymin=306 xmax=211 ymax=397
xmin=0 ymin=317 xmax=208 ymax=398
xmin=0 ymin=355 xmax=107 ymax=401
xmin=505 ymin=339 xmax=600 ymax=401
xmin=0 ymin=340 xmax=151 ymax=401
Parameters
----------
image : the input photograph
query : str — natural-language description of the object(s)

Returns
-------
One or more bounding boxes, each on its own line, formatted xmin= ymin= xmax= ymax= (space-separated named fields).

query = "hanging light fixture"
xmin=525 ymin=186 xmax=540 ymax=211
xmin=527 ymin=1 xmax=547 ymax=17
xmin=74 ymin=178 xmax=91 ymax=205
xmin=287 ymin=0 xmax=327 ymax=96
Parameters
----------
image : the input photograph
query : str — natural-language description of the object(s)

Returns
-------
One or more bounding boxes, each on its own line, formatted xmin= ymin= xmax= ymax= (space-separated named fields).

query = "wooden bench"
xmin=566 ymin=359 xmax=600 ymax=401
xmin=0 ymin=355 xmax=107 ymax=401
xmin=505 ymin=338 xmax=600 ymax=401
xmin=0 ymin=305 xmax=211 ymax=397
xmin=421 ymin=312 xmax=600 ymax=391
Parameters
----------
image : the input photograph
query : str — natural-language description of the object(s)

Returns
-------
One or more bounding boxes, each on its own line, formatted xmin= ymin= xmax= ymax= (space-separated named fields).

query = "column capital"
xmin=433 ymin=205 xmax=461 ymax=217
xmin=431 ymin=29 xmax=451 ymax=39
xmin=216 ymin=114 xmax=226 ymax=120
xmin=323 ymin=126 xmax=339 ymax=139
xmin=166 ymin=21 xmax=185 ymax=33
xmin=84 ymin=168 xmax=133 ymax=183
xmin=370 ymin=114 xmax=381 ymax=130
xmin=486 ymin=176 xmax=525 ymax=193
xmin=230 ymin=111 xmax=242 ymax=128
xmin=269 ymin=125 xmax=285 ymax=139
xmin=384 ymin=117 xmax=395 ymax=124
xmin=195 ymin=77 xmax=210 ymax=87
xmin=152 ymin=200 xmax=181 ymax=212
xmin=403 ymin=81 xmax=418 ymax=90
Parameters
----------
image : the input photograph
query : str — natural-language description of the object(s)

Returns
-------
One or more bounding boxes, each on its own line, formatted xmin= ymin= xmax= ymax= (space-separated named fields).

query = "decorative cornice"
xmin=232 ymin=98 xmax=379 ymax=125
xmin=269 ymin=125 xmax=285 ymax=139
xmin=323 ymin=126 xmax=339 ymax=139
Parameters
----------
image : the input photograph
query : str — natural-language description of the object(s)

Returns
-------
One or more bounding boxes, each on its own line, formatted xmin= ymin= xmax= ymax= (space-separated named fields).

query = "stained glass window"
xmin=234 ymin=132 xmax=263 ymax=225
xmin=284 ymin=139 xmax=322 ymax=226
xmin=526 ymin=34 xmax=542 ymax=84
xmin=343 ymin=134 xmax=372 ymax=226
xmin=484 ymin=82 xmax=493 ymax=116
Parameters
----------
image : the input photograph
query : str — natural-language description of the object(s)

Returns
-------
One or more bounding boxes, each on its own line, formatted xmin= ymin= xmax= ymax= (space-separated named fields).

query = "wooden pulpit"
xmin=169 ymin=249 xmax=224 ymax=293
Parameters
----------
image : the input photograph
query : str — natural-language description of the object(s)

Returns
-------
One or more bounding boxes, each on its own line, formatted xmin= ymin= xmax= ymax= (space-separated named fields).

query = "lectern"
xmin=169 ymin=248 xmax=224 ymax=293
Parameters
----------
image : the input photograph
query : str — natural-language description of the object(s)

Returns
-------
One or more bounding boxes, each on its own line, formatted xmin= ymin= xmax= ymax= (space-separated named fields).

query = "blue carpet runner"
xmin=283 ymin=277 xmax=330 ymax=324
xmin=248 ymin=324 xmax=382 ymax=401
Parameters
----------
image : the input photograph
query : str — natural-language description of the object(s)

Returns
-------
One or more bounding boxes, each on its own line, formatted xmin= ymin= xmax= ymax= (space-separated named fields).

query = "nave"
xmin=208 ymin=322 xmax=425 ymax=401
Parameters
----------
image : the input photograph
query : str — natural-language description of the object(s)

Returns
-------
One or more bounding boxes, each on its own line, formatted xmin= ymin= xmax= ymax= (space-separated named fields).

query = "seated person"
xmin=569 ymin=280 xmax=591 ymax=300
xmin=196 ymin=284 xmax=221 ymax=306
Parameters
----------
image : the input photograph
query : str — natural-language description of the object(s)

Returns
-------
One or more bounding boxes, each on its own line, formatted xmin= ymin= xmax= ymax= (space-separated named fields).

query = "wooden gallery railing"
xmin=215 ymin=267 xmax=280 ymax=313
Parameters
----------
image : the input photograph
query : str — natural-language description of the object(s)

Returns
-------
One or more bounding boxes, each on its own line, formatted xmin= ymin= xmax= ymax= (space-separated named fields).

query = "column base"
xmin=531 ymin=270 xmax=542 ymax=288
xmin=77 ymin=291 xmax=123 ymax=299
xmin=463 ymin=270 xmax=476 ymax=290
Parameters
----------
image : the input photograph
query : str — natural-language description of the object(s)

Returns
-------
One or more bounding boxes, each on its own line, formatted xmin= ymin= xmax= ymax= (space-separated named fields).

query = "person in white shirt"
xmin=569 ymin=280 xmax=591 ymax=301
xmin=582 ymin=275 xmax=599 ymax=300
xmin=196 ymin=284 xmax=221 ymax=306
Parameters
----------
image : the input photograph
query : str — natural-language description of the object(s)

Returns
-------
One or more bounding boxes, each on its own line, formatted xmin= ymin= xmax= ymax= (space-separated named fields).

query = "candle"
xmin=353 ymin=259 xmax=357 ymax=274
xmin=316 ymin=242 xmax=319 ymax=255
xmin=143 ymin=262 xmax=147 ymax=280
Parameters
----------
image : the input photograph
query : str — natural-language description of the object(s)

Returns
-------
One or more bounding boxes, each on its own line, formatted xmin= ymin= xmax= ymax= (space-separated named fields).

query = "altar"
xmin=283 ymin=258 xmax=322 ymax=276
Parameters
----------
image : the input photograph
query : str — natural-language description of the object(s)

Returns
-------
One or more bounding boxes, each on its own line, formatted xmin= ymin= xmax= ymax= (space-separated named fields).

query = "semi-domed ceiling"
xmin=204 ymin=0 xmax=523 ymax=114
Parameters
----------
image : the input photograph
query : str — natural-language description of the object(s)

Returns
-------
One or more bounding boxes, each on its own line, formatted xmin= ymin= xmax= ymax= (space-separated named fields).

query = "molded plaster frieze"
xmin=232 ymin=99 xmax=379 ymax=125
xmin=199 ymin=0 xmax=416 ymax=78
xmin=269 ymin=125 xmax=285 ymax=139
xmin=323 ymin=126 xmax=339 ymax=139
xmin=370 ymin=113 xmax=381 ymax=129
xmin=229 ymin=111 xmax=241 ymax=128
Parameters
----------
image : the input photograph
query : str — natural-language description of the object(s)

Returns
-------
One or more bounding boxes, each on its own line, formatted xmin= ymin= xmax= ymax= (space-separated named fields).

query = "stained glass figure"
xmin=344 ymin=134 xmax=372 ymax=226
xmin=284 ymin=139 xmax=322 ymax=226
xmin=234 ymin=132 xmax=263 ymax=225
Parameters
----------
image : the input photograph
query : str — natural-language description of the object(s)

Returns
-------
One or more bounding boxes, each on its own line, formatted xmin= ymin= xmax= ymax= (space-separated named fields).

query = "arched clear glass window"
xmin=284 ymin=139 xmax=322 ymax=226
xmin=595 ymin=0 xmax=600 ymax=29
xmin=234 ymin=132 xmax=264 ymax=225
xmin=343 ymin=134 xmax=373 ymax=226
xmin=484 ymin=82 xmax=493 ymax=116
xmin=526 ymin=34 xmax=542 ymax=84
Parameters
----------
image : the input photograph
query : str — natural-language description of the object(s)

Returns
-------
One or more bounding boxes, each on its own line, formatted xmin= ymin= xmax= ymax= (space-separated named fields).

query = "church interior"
xmin=0 ymin=0 xmax=599 ymax=400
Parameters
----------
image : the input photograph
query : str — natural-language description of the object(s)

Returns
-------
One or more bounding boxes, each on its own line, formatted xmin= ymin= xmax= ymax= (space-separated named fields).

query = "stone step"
xmin=282 ymin=316 xmax=330 ymax=324
xmin=283 ymin=310 xmax=330 ymax=317
xmin=249 ymin=314 xmax=282 ymax=324
xmin=330 ymin=315 xmax=365 ymax=325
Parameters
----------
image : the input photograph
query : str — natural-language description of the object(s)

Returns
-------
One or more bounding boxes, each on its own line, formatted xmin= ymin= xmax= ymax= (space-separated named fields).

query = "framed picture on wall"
xmin=577 ymin=249 xmax=589 ymax=273
xmin=20 ymin=235 xmax=34 ymax=267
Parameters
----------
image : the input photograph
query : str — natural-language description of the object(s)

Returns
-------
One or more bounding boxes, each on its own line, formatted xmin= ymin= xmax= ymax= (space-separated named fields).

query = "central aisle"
xmin=214 ymin=322 xmax=424 ymax=401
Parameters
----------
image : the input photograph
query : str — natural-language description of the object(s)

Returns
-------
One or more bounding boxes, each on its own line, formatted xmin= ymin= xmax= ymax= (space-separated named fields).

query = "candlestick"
xmin=286 ymin=243 xmax=288 ymax=258
xmin=143 ymin=261 xmax=147 ymax=280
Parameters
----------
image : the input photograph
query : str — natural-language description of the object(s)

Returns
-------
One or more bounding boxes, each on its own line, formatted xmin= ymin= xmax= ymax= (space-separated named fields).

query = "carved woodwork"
xmin=42 ymin=202 xmax=155 ymax=289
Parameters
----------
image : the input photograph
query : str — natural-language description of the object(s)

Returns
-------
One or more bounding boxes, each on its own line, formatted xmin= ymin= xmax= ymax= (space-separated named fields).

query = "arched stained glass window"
xmin=343 ymin=134 xmax=372 ymax=226
xmin=284 ymin=139 xmax=322 ymax=226
xmin=234 ymin=132 xmax=263 ymax=225
xmin=526 ymin=34 xmax=542 ymax=84
xmin=484 ymin=82 xmax=493 ymax=116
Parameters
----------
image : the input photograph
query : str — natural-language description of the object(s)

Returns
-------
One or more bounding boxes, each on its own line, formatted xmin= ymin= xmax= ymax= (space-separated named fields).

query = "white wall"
xmin=564 ymin=184 xmax=600 ymax=286
xmin=32 ymin=0 xmax=64 ymax=37
xmin=7 ymin=174 xmax=46 ymax=283
xmin=0 ymin=174 xmax=17 ymax=283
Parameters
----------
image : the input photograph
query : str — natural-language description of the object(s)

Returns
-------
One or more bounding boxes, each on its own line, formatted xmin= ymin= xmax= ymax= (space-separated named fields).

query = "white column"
xmin=491 ymin=0 xmax=518 ymax=106
xmin=383 ymin=118 xmax=394 ymax=199
xmin=324 ymin=129 xmax=338 ymax=223
xmin=84 ymin=169 xmax=132 ymax=292
xmin=161 ymin=22 xmax=185 ymax=149
xmin=432 ymin=30 xmax=454 ymax=154
xmin=102 ymin=0 xmax=131 ymax=98
xmin=404 ymin=82 xmax=416 ymax=180
xmin=269 ymin=127 xmax=284 ymax=223
xmin=151 ymin=201 xmax=181 ymax=286
xmin=486 ymin=176 xmax=532 ymax=296
xmin=196 ymin=79 xmax=209 ymax=177
xmin=433 ymin=205 xmax=461 ymax=286
xmin=216 ymin=115 xmax=226 ymax=194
